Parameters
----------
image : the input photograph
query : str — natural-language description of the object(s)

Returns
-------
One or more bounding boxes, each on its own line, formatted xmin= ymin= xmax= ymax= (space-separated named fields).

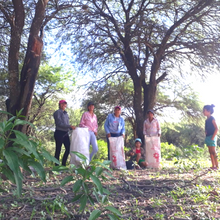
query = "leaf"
xmin=91 ymin=174 xmax=103 ymax=194
xmin=75 ymin=167 xmax=86 ymax=177
xmin=2 ymin=167 xmax=15 ymax=183
xmin=82 ymin=181 xmax=89 ymax=194
xmin=0 ymin=138 xmax=5 ymax=149
xmin=96 ymin=161 xmax=111 ymax=171
xmin=28 ymin=161 xmax=46 ymax=182
xmin=10 ymin=147 xmax=31 ymax=157
xmin=95 ymin=167 xmax=103 ymax=176
xmin=101 ymin=195 xmax=108 ymax=204
xmin=42 ymin=149 xmax=60 ymax=164
xmin=107 ymin=213 xmax=118 ymax=220
xmin=52 ymin=165 xmax=68 ymax=171
xmin=103 ymin=160 xmax=112 ymax=165
xmin=72 ymin=193 xmax=83 ymax=202
xmin=71 ymin=151 xmax=87 ymax=163
xmin=0 ymin=110 xmax=13 ymax=116
xmin=79 ymin=195 xmax=87 ymax=212
xmin=88 ymin=195 xmax=95 ymax=205
xmin=88 ymin=210 xmax=101 ymax=220
xmin=13 ymin=119 xmax=35 ymax=128
xmin=104 ymin=171 xmax=115 ymax=179
xmin=3 ymin=149 xmax=20 ymax=173
xmin=103 ymin=188 xmax=111 ymax=195
xmin=61 ymin=176 xmax=74 ymax=186
xmin=105 ymin=206 xmax=122 ymax=216
xmin=72 ymin=179 xmax=82 ymax=192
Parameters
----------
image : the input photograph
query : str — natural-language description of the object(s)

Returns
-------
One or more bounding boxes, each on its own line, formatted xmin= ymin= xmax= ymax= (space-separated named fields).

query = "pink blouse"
xmin=79 ymin=111 xmax=98 ymax=132
xmin=143 ymin=118 xmax=161 ymax=137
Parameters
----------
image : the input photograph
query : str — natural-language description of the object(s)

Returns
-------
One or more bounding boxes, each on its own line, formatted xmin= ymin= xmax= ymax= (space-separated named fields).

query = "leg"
xmin=136 ymin=153 xmax=141 ymax=163
xmin=62 ymin=133 xmax=70 ymax=166
xmin=209 ymin=146 xmax=218 ymax=168
xmin=106 ymin=135 xmax=110 ymax=160
xmin=90 ymin=131 xmax=98 ymax=160
xmin=54 ymin=131 xmax=63 ymax=166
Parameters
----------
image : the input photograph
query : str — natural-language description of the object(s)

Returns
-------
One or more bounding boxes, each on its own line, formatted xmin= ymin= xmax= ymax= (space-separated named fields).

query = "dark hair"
xmin=203 ymin=104 xmax=215 ymax=114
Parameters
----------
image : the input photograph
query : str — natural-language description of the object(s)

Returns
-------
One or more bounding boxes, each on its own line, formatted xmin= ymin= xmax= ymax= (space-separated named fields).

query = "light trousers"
xmin=89 ymin=131 xmax=98 ymax=160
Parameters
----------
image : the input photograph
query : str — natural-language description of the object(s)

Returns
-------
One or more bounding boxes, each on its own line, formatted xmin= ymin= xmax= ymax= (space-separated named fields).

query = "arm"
xmin=94 ymin=114 xmax=98 ymax=134
xmin=104 ymin=115 xmax=110 ymax=134
xmin=143 ymin=121 xmax=147 ymax=135
xmin=211 ymin=119 xmax=218 ymax=140
xmin=121 ymin=117 xmax=125 ymax=135
xmin=157 ymin=120 xmax=161 ymax=136
xmin=79 ymin=112 xmax=86 ymax=128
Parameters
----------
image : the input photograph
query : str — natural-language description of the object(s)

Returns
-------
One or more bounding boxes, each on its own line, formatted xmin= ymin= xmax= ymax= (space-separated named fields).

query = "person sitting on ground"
xmin=127 ymin=138 xmax=148 ymax=168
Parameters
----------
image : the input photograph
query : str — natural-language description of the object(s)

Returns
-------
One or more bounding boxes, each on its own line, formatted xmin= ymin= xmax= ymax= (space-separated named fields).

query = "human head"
xmin=135 ymin=138 xmax=142 ymax=148
xmin=87 ymin=101 xmax=95 ymax=111
xmin=59 ymin=100 xmax=67 ymax=110
xmin=147 ymin=109 xmax=154 ymax=118
xmin=114 ymin=106 xmax=121 ymax=117
xmin=203 ymin=104 xmax=215 ymax=115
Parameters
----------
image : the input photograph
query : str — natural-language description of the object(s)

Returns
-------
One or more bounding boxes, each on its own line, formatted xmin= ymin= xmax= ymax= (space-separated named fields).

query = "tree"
xmin=82 ymin=74 xmax=203 ymax=138
xmin=26 ymin=64 xmax=75 ymax=136
xmin=59 ymin=0 xmax=220 ymax=138
xmin=0 ymin=0 xmax=76 ymax=130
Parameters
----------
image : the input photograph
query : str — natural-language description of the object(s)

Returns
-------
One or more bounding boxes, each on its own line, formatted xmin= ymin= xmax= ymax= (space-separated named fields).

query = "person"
xmin=143 ymin=109 xmax=161 ymax=168
xmin=127 ymin=138 xmax=148 ymax=169
xmin=104 ymin=106 xmax=125 ymax=160
xmin=203 ymin=104 xmax=219 ymax=170
xmin=79 ymin=101 xmax=98 ymax=160
xmin=53 ymin=100 xmax=76 ymax=166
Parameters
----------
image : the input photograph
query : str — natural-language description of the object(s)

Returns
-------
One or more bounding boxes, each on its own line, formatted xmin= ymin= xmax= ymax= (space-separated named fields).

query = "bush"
xmin=0 ymin=110 xmax=59 ymax=196
xmin=94 ymin=139 xmax=108 ymax=161
xmin=161 ymin=142 xmax=177 ymax=160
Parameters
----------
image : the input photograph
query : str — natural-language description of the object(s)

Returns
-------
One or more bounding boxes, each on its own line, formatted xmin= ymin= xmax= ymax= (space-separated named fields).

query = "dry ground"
xmin=1 ymin=165 xmax=220 ymax=220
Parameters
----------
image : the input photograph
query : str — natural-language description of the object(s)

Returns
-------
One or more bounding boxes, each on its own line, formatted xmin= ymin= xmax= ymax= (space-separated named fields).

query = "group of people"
xmin=53 ymin=99 xmax=219 ymax=171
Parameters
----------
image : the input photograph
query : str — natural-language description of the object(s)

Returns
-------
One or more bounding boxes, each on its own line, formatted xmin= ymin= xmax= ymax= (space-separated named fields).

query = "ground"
xmin=1 ymin=162 xmax=220 ymax=220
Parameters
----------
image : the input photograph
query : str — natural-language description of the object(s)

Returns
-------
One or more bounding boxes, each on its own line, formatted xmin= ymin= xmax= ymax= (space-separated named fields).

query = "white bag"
xmin=109 ymin=136 xmax=127 ymax=170
xmin=70 ymin=127 xmax=90 ymax=166
xmin=145 ymin=136 xmax=161 ymax=168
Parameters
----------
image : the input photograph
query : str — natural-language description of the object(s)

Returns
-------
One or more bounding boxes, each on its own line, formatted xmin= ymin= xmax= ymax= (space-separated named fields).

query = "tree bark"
xmin=6 ymin=0 xmax=49 ymax=132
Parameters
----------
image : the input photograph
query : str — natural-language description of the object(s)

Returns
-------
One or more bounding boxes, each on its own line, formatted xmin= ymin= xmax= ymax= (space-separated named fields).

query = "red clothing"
xmin=136 ymin=148 xmax=141 ymax=154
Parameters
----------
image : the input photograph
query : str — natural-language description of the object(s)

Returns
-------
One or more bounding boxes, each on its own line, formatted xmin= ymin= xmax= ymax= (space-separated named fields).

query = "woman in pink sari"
xmin=143 ymin=110 xmax=161 ymax=168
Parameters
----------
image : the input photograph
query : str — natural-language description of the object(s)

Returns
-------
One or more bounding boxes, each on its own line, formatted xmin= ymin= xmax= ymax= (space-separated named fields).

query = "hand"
xmin=122 ymin=134 xmax=125 ymax=139
xmin=94 ymin=132 xmax=97 ymax=136
xmin=71 ymin=126 xmax=76 ymax=130
xmin=107 ymin=133 xmax=111 ymax=138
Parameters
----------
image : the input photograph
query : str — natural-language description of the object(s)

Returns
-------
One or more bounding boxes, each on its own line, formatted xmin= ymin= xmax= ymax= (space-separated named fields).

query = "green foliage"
xmin=57 ymin=151 xmax=122 ymax=219
xmin=161 ymin=142 xmax=177 ymax=160
xmin=94 ymin=139 xmax=108 ymax=161
xmin=0 ymin=110 xmax=59 ymax=196
xmin=161 ymin=121 xmax=205 ymax=148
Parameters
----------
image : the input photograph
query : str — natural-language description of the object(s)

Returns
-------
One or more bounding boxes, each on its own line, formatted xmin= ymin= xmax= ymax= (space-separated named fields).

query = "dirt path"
xmin=0 ymin=167 xmax=220 ymax=220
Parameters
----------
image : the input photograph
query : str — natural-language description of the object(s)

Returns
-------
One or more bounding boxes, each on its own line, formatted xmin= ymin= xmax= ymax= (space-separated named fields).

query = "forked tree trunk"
xmin=6 ymin=0 xmax=49 ymax=133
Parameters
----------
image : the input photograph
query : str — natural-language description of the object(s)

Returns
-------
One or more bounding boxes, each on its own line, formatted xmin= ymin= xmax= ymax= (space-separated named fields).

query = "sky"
xmin=46 ymin=42 xmax=220 ymax=124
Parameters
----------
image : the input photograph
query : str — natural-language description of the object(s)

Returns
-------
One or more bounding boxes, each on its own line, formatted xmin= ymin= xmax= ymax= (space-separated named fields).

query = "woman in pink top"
xmin=143 ymin=110 xmax=161 ymax=168
xmin=79 ymin=101 xmax=98 ymax=160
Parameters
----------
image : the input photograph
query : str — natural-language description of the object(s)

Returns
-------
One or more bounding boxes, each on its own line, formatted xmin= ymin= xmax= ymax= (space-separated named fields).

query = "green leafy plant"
xmin=58 ymin=151 xmax=122 ymax=220
xmin=0 ymin=110 xmax=59 ymax=196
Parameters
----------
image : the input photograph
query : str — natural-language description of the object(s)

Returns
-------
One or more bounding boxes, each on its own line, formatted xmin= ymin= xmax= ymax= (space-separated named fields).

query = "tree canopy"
xmin=56 ymin=0 xmax=220 ymax=138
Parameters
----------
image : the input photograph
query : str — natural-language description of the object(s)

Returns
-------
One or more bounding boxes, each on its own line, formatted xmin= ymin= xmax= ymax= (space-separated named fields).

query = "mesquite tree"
xmin=57 ymin=0 xmax=220 ymax=138
xmin=0 ymin=0 xmax=75 ymax=131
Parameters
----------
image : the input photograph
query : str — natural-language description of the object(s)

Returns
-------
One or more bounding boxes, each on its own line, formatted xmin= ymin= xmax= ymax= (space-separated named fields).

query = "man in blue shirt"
xmin=53 ymin=100 xmax=75 ymax=166
xmin=104 ymin=106 xmax=125 ymax=160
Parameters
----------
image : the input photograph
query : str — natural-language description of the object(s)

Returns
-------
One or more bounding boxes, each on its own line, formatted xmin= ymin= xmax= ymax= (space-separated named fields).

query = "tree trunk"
xmin=132 ymin=78 xmax=144 ymax=140
xmin=6 ymin=0 xmax=49 ymax=133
